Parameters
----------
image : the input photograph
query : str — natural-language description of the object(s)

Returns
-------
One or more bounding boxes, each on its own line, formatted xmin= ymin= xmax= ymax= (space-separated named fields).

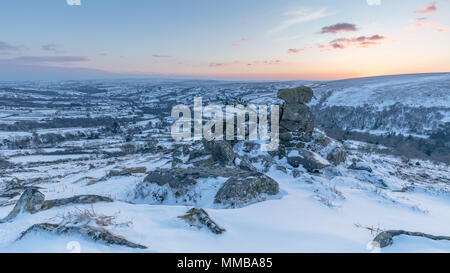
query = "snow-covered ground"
xmin=0 ymin=77 xmax=448 ymax=252
xmin=0 ymin=145 xmax=449 ymax=253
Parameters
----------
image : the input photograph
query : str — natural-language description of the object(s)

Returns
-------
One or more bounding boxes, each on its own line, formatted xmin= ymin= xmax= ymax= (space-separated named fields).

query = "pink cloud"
xmin=320 ymin=23 xmax=358 ymax=34
xmin=436 ymin=28 xmax=446 ymax=33
xmin=240 ymin=38 xmax=251 ymax=42
xmin=287 ymin=48 xmax=306 ymax=54
xmin=408 ymin=21 xmax=438 ymax=30
xmin=319 ymin=34 xmax=386 ymax=51
xmin=414 ymin=2 xmax=437 ymax=14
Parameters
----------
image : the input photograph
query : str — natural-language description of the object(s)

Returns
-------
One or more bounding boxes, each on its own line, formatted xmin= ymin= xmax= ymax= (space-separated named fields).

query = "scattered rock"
xmin=18 ymin=223 xmax=147 ymax=249
xmin=0 ymin=188 xmax=45 ymax=223
xmin=287 ymin=149 xmax=330 ymax=172
xmin=138 ymin=167 xmax=279 ymax=208
xmin=0 ymin=157 xmax=13 ymax=170
xmin=243 ymin=142 xmax=257 ymax=153
xmin=373 ymin=230 xmax=450 ymax=248
xmin=292 ymin=169 xmax=303 ymax=178
xmin=0 ymin=191 xmax=21 ymax=199
xmin=268 ymin=144 xmax=287 ymax=159
xmin=138 ymin=167 xmax=240 ymax=204
xmin=202 ymin=139 xmax=236 ymax=166
xmin=108 ymin=167 xmax=147 ymax=177
xmin=214 ymin=171 xmax=279 ymax=208
xmin=178 ymin=208 xmax=225 ymax=234
xmin=41 ymin=195 xmax=113 ymax=211
xmin=0 ymin=189 xmax=114 ymax=223
xmin=144 ymin=168 xmax=205 ymax=189
xmin=349 ymin=162 xmax=373 ymax=173
xmin=327 ymin=147 xmax=347 ymax=165
xmin=235 ymin=157 xmax=258 ymax=172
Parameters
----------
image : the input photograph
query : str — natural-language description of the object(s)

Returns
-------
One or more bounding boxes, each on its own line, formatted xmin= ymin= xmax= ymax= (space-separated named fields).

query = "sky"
xmin=0 ymin=0 xmax=449 ymax=81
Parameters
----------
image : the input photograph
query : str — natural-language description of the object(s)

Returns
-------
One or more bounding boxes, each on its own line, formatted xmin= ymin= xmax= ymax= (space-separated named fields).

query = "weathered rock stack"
xmin=277 ymin=86 xmax=346 ymax=171
xmin=278 ymin=86 xmax=315 ymax=146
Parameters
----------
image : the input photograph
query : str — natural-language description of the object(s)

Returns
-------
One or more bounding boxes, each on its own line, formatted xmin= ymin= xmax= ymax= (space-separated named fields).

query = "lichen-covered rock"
xmin=235 ymin=157 xmax=258 ymax=172
xmin=0 ymin=188 xmax=44 ymax=222
xmin=41 ymin=195 xmax=113 ymax=211
xmin=327 ymin=147 xmax=347 ymax=165
xmin=349 ymin=162 xmax=373 ymax=172
xmin=18 ymin=223 xmax=147 ymax=249
xmin=287 ymin=149 xmax=330 ymax=172
xmin=108 ymin=167 xmax=147 ymax=177
xmin=137 ymin=167 xmax=280 ymax=208
xmin=305 ymin=129 xmax=347 ymax=166
xmin=1 ymin=189 xmax=114 ymax=223
xmin=372 ymin=230 xmax=450 ymax=248
xmin=202 ymin=139 xmax=236 ymax=165
xmin=137 ymin=167 xmax=240 ymax=204
xmin=278 ymin=86 xmax=315 ymax=143
xmin=178 ymin=208 xmax=225 ymax=234
xmin=143 ymin=168 xmax=205 ymax=188
xmin=277 ymin=86 xmax=313 ymax=104
xmin=281 ymin=103 xmax=314 ymax=125
xmin=214 ymin=172 xmax=279 ymax=208
xmin=268 ymin=144 xmax=287 ymax=159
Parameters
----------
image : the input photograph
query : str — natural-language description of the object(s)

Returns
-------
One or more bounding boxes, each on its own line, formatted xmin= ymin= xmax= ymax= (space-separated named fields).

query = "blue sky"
xmin=0 ymin=0 xmax=449 ymax=80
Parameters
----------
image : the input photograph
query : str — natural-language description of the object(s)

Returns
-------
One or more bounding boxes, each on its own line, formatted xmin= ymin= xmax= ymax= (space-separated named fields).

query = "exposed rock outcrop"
xmin=307 ymin=130 xmax=347 ymax=166
xmin=108 ymin=167 xmax=147 ymax=177
xmin=214 ymin=171 xmax=279 ymax=208
xmin=278 ymin=86 xmax=313 ymax=104
xmin=136 ymin=167 xmax=280 ymax=208
xmin=349 ymin=162 xmax=373 ymax=173
xmin=41 ymin=195 xmax=113 ymax=211
xmin=202 ymin=139 xmax=236 ymax=166
xmin=18 ymin=223 xmax=147 ymax=249
xmin=137 ymin=167 xmax=248 ymax=204
xmin=178 ymin=208 xmax=225 ymax=234
xmin=0 ymin=189 xmax=113 ymax=223
xmin=278 ymin=86 xmax=315 ymax=143
xmin=326 ymin=147 xmax=347 ymax=165
xmin=373 ymin=230 xmax=450 ymax=248
xmin=0 ymin=188 xmax=44 ymax=223
xmin=287 ymin=149 xmax=330 ymax=172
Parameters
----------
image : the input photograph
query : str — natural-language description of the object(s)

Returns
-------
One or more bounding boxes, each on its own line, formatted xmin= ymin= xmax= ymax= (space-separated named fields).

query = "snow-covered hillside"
xmin=311 ymin=73 xmax=450 ymax=109
xmin=0 ymin=76 xmax=449 ymax=253
xmin=308 ymin=73 xmax=450 ymax=137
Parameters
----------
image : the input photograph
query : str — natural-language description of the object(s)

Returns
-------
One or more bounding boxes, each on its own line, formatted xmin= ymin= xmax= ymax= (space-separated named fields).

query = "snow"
xmin=0 ymin=77 xmax=448 ymax=253
xmin=316 ymin=73 xmax=450 ymax=109
xmin=287 ymin=150 xmax=302 ymax=157
xmin=383 ymin=235 xmax=450 ymax=253
xmin=0 ymin=159 xmax=449 ymax=253
xmin=311 ymin=152 xmax=330 ymax=166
